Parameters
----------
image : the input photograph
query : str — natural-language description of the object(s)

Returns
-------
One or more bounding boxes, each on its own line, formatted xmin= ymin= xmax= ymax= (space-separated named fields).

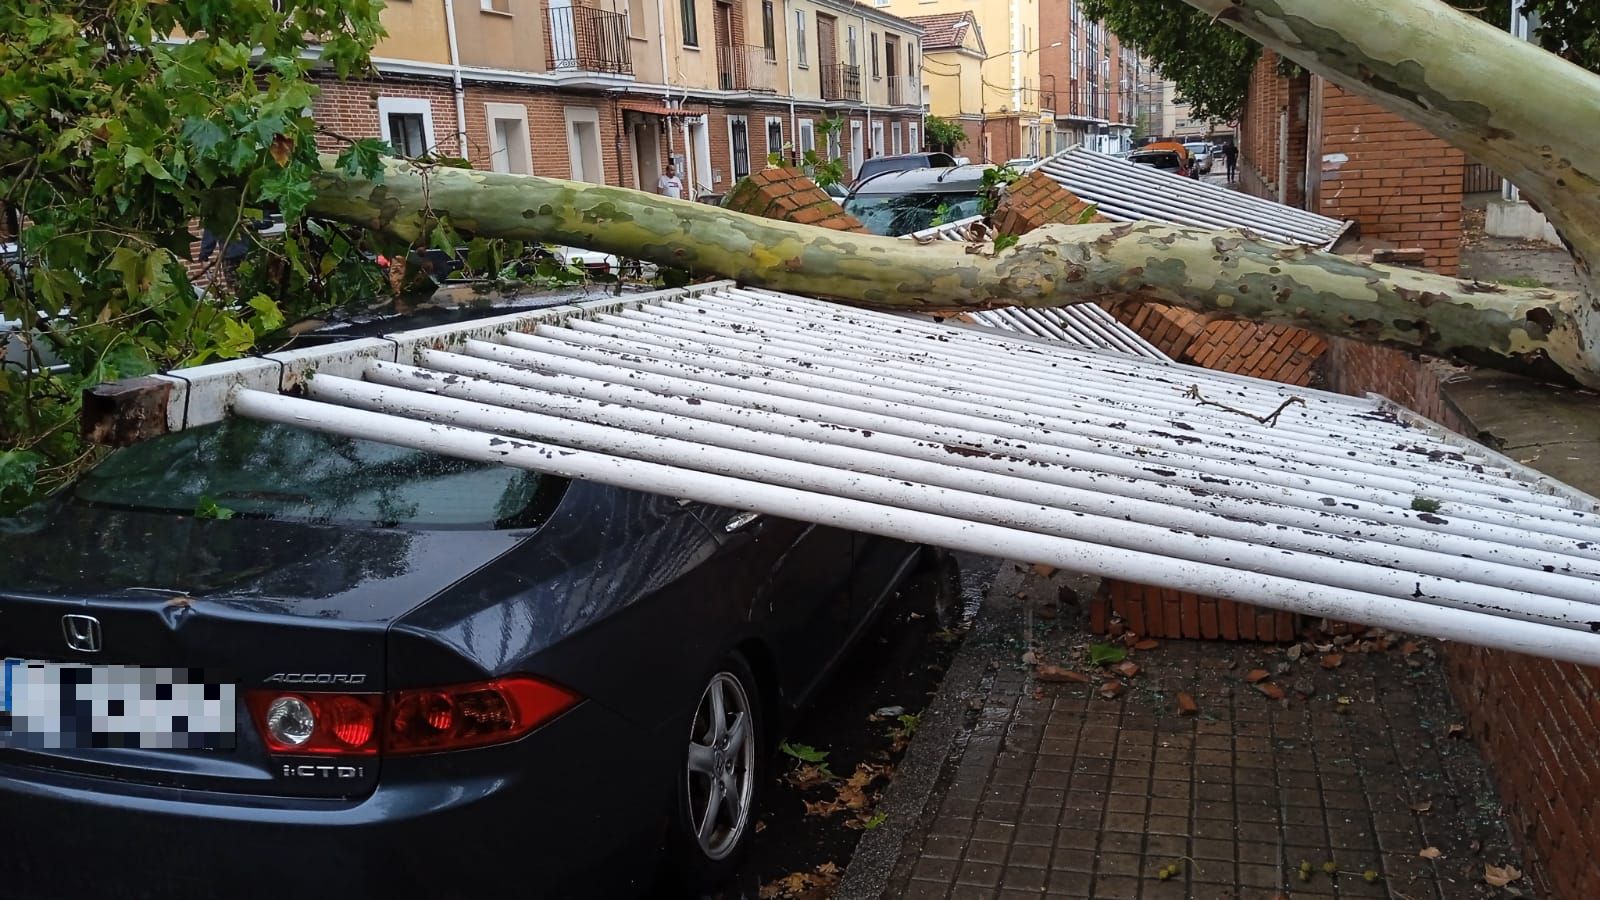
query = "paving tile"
xmin=1045 ymin=869 xmax=1093 ymax=894
xmin=1013 ymin=824 xmax=1055 ymax=847
xmin=955 ymin=860 xmax=1003 ymax=887
xmin=1090 ymin=875 xmax=1141 ymax=898
xmin=1144 ymin=815 xmax=1190 ymax=837
xmin=1050 ymin=848 xmax=1097 ymax=873
xmin=1054 ymin=828 xmax=1101 ymax=852
xmin=1096 ymin=852 xmax=1143 ymax=878
xmin=914 ymin=856 xmax=960 ymax=883
xmin=1191 ymin=838 xmax=1236 ymax=861
xmin=999 ymin=866 xmax=1047 ymax=892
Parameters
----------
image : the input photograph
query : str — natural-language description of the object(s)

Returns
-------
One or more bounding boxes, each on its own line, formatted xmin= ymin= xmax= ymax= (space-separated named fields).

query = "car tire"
xmin=664 ymin=654 xmax=764 ymax=893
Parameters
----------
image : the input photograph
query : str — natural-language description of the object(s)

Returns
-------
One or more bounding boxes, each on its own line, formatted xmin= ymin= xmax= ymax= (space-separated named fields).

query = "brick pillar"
xmin=990 ymin=170 xmax=1109 ymax=234
xmin=723 ymin=168 xmax=866 ymax=232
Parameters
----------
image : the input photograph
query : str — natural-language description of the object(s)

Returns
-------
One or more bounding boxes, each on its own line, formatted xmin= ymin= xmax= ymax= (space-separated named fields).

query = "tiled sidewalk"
xmin=880 ymin=571 xmax=1526 ymax=900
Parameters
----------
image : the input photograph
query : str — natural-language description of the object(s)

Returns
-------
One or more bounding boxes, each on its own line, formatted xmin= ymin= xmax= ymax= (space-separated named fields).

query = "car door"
xmin=690 ymin=506 xmax=855 ymax=706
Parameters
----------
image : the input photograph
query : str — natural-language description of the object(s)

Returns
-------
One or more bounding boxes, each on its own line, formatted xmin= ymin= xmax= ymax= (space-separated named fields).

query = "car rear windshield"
xmin=844 ymin=192 xmax=984 ymax=236
xmin=1130 ymin=152 xmax=1181 ymax=171
xmin=74 ymin=419 xmax=549 ymax=529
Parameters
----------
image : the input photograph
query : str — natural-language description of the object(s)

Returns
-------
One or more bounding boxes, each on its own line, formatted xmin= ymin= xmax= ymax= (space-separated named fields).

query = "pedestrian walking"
xmin=1223 ymin=142 xmax=1239 ymax=183
xmin=198 ymin=227 xmax=250 ymax=294
xmin=657 ymin=162 xmax=684 ymax=200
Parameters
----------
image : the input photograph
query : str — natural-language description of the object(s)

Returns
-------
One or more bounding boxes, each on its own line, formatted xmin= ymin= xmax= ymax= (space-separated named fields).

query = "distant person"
xmin=1223 ymin=142 xmax=1239 ymax=183
xmin=657 ymin=163 xmax=684 ymax=199
xmin=198 ymin=227 xmax=250 ymax=293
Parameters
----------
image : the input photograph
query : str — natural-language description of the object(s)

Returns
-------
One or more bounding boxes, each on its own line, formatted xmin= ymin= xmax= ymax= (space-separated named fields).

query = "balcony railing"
xmin=716 ymin=44 xmax=780 ymax=92
xmin=822 ymin=63 xmax=861 ymax=102
xmin=886 ymin=73 xmax=919 ymax=107
xmin=547 ymin=6 xmax=632 ymax=75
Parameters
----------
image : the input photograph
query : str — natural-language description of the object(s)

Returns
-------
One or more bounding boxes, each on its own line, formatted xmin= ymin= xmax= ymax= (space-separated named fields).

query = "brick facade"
xmin=312 ymin=76 xmax=462 ymax=157
xmin=1106 ymin=302 xmax=1327 ymax=387
xmin=461 ymin=86 xmax=632 ymax=186
xmin=990 ymin=170 xmax=1107 ymax=235
xmin=1237 ymin=51 xmax=1309 ymax=208
xmin=1092 ymin=581 xmax=1298 ymax=643
xmin=1237 ymin=54 xmax=1465 ymax=274
xmin=1318 ymin=84 xmax=1465 ymax=274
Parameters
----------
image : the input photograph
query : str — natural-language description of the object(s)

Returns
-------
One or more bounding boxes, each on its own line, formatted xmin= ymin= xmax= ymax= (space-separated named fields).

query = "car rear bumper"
xmin=0 ymin=703 xmax=671 ymax=900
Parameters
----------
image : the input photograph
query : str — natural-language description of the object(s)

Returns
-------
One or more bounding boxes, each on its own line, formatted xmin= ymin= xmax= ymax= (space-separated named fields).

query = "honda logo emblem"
xmin=61 ymin=614 xmax=102 ymax=653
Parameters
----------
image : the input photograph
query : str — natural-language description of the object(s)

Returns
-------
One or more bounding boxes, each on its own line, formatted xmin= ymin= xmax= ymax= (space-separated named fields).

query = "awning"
xmin=903 ymin=216 xmax=1167 ymax=360
xmin=92 ymin=283 xmax=1600 ymax=666
xmin=619 ymin=100 xmax=705 ymax=117
xmin=1037 ymin=145 xmax=1353 ymax=248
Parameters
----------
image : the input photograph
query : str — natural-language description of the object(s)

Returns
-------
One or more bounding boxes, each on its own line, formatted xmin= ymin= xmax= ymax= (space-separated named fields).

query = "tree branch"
xmin=307 ymin=160 xmax=1600 ymax=388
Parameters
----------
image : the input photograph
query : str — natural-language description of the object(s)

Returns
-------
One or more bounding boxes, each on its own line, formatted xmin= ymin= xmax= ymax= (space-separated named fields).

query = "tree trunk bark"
xmin=309 ymin=160 xmax=1600 ymax=388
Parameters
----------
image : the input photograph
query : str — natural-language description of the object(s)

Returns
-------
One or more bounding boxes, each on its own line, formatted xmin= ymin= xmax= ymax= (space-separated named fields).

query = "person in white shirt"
xmin=656 ymin=163 xmax=684 ymax=199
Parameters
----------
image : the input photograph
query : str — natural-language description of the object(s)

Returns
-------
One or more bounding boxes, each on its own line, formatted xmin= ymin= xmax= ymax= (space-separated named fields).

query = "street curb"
xmin=834 ymin=556 xmax=1024 ymax=900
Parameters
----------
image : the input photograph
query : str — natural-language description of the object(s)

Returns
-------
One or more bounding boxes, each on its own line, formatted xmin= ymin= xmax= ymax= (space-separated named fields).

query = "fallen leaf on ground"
xmin=755 ymin=820 xmax=767 ymax=832
xmin=1418 ymin=846 xmax=1442 ymax=860
xmin=1411 ymin=800 xmax=1433 ymax=813
xmin=1089 ymin=643 xmax=1128 ymax=665
xmin=1484 ymin=863 xmax=1522 ymax=887
xmin=1446 ymin=723 xmax=1466 ymax=738
xmin=1035 ymin=664 xmax=1091 ymax=683
xmin=1321 ymin=653 xmax=1344 ymax=669
xmin=802 ymin=798 xmax=845 ymax=817
xmin=1401 ymin=640 xmax=1420 ymax=656
xmin=786 ymin=764 xmax=834 ymax=790
xmin=1254 ymin=682 xmax=1286 ymax=700
xmin=1031 ymin=563 xmax=1057 ymax=577
xmin=1245 ymin=668 xmax=1271 ymax=683
xmin=1099 ymin=681 xmax=1125 ymax=699
xmin=1286 ymin=644 xmax=1303 ymax=661
xmin=1021 ymin=650 xmax=1039 ymax=666
xmin=759 ymin=862 xmax=842 ymax=900
xmin=1176 ymin=692 xmax=1199 ymax=716
xmin=1031 ymin=687 xmax=1045 ymax=700
xmin=1114 ymin=661 xmax=1141 ymax=678
xmin=1134 ymin=639 xmax=1159 ymax=650
xmin=1037 ymin=603 xmax=1058 ymax=619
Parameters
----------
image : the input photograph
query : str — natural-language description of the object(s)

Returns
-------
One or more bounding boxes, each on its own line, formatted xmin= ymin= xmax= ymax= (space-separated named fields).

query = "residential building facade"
xmin=1037 ymin=0 xmax=1155 ymax=156
xmin=313 ymin=0 xmax=924 ymax=200
xmin=905 ymin=12 xmax=986 ymax=154
xmin=880 ymin=0 xmax=1041 ymax=164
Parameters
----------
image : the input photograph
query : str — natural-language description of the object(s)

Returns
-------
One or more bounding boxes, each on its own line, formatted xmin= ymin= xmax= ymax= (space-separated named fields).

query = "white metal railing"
xmin=98 ymin=283 xmax=1600 ymax=666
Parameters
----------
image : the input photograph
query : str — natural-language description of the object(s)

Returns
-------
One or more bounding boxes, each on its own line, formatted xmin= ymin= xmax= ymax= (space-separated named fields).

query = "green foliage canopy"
xmin=0 ymin=0 xmax=393 ymax=512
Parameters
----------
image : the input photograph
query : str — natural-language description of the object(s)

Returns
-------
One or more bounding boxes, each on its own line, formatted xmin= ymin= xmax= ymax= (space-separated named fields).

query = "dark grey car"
xmin=843 ymin=165 xmax=991 ymax=236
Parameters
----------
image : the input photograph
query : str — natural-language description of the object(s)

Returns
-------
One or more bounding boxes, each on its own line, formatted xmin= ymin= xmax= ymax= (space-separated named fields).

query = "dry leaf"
xmin=1400 ymin=640 xmax=1420 ymax=656
xmin=1254 ymin=682 xmax=1286 ymax=700
xmin=1099 ymin=681 xmax=1125 ymax=699
xmin=163 ymin=595 xmax=194 ymax=609
xmin=1035 ymin=665 xmax=1091 ymax=684
xmin=1484 ymin=864 xmax=1521 ymax=887
xmin=1021 ymin=650 xmax=1040 ymax=666
xmin=1114 ymin=661 xmax=1141 ymax=678
xmin=1245 ymin=668 xmax=1271 ymax=683
xmin=1321 ymin=653 xmax=1344 ymax=669
xmin=1286 ymin=644 xmax=1303 ymax=661
xmin=802 ymin=798 xmax=845 ymax=817
xmin=1419 ymin=846 xmax=1442 ymax=859
xmin=269 ymin=133 xmax=294 ymax=167
xmin=755 ymin=820 xmax=767 ymax=832
xmin=787 ymin=764 xmax=833 ymax=790
xmin=1134 ymin=639 xmax=1159 ymax=651
xmin=1176 ymin=692 xmax=1199 ymax=716
xmin=1411 ymin=800 xmax=1433 ymax=813
xmin=1031 ymin=562 xmax=1057 ymax=578
xmin=1446 ymin=723 xmax=1466 ymax=738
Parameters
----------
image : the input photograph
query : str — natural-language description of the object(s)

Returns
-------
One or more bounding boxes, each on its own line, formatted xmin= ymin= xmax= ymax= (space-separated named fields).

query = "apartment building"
xmin=879 ymin=0 xmax=1041 ymax=164
xmin=312 ymin=0 xmax=924 ymax=201
xmin=1036 ymin=0 xmax=1154 ymax=155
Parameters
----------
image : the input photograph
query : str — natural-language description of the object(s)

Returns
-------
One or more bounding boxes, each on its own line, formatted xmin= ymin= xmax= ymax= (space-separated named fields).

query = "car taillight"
xmin=245 ymin=692 xmax=382 ymax=756
xmin=244 ymin=676 xmax=578 ymax=757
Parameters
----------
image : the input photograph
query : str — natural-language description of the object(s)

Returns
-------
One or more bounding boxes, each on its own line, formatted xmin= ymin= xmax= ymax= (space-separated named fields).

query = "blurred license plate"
xmin=1 ymin=659 xmax=235 ymax=749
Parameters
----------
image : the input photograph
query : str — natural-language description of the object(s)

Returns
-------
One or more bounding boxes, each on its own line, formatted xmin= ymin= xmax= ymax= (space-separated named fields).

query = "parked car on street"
xmin=0 ymin=382 xmax=939 ymax=898
xmin=851 ymin=151 xmax=959 ymax=185
xmin=1127 ymin=142 xmax=1196 ymax=178
xmin=1003 ymin=157 xmax=1040 ymax=172
xmin=1183 ymin=141 xmax=1215 ymax=175
xmin=842 ymin=165 xmax=991 ymax=236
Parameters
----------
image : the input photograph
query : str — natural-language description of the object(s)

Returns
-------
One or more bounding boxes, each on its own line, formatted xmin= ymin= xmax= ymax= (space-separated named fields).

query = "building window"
xmin=565 ymin=107 xmax=605 ymax=184
xmin=799 ymin=119 xmax=815 ymax=155
xmin=827 ymin=127 xmax=842 ymax=161
xmin=794 ymin=10 xmax=807 ymax=66
xmin=480 ymin=0 xmax=510 ymax=12
xmin=378 ymin=97 xmax=436 ymax=158
xmin=485 ymin=102 xmax=531 ymax=175
xmin=628 ymin=0 xmax=646 ymax=37
xmin=766 ymin=116 xmax=784 ymax=161
xmin=908 ymin=122 xmax=918 ymax=153
xmin=870 ymin=33 xmax=879 ymax=78
xmin=870 ymin=121 xmax=884 ymax=157
xmin=681 ymin=0 xmax=698 ymax=46
xmin=729 ymin=116 xmax=750 ymax=179
xmin=847 ymin=25 xmax=858 ymax=66
xmin=762 ymin=0 xmax=776 ymax=61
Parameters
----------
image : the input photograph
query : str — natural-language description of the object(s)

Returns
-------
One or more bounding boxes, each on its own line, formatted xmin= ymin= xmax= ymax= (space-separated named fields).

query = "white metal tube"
xmin=424 ymin=346 xmax=1600 ymax=572
xmin=556 ymin=312 xmax=1566 ymax=515
xmin=484 ymin=333 xmax=1600 ymax=555
xmin=695 ymin=290 xmax=1503 ymax=461
xmin=313 ymin=373 xmax=1599 ymax=629
xmin=367 ymin=358 xmax=1600 ymax=599
xmin=231 ymin=388 xmax=1600 ymax=667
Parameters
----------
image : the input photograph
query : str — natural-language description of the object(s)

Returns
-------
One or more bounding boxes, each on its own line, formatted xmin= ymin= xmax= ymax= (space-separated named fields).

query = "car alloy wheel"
xmin=684 ymin=671 xmax=756 ymax=861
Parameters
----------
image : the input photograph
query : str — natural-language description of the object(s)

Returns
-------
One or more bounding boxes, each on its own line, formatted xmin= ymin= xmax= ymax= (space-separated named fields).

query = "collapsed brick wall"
xmin=1317 ymin=84 xmax=1465 ymax=274
xmin=1319 ymin=339 xmax=1597 ymax=899
xmin=990 ymin=170 xmax=1107 ymax=235
xmin=1107 ymin=302 xmax=1327 ymax=388
xmin=722 ymin=167 xmax=865 ymax=232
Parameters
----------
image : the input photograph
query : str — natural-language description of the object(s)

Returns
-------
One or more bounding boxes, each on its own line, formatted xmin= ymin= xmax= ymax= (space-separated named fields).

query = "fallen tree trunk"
xmin=309 ymin=160 xmax=1599 ymax=388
